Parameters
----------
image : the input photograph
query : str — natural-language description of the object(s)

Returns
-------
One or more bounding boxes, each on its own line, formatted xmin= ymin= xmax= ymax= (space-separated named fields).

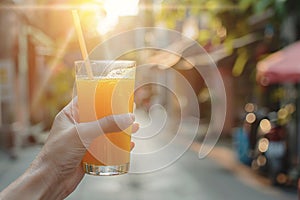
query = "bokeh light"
xmin=276 ymin=173 xmax=288 ymax=184
xmin=258 ymin=138 xmax=269 ymax=153
xmin=246 ymin=113 xmax=256 ymax=124
xmin=245 ymin=112 xmax=256 ymax=124
xmin=259 ymin=119 xmax=271 ymax=134
xmin=257 ymin=155 xmax=267 ymax=166
xmin=277 ymin=107 xmax=288 ymax=120
xmin=285 ymin=103 xmax=296 ymax=114
xmin=244 ymin=103 xmax=256 ymax=113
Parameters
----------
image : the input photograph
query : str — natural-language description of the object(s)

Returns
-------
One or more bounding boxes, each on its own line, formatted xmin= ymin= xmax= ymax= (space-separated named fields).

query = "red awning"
xmin=257 ymin=41 xmax=300 ymax=86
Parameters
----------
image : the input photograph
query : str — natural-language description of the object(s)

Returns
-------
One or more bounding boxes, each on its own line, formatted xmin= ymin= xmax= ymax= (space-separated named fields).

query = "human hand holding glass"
xmin=0 ymin=98 xmax=139 ymax=200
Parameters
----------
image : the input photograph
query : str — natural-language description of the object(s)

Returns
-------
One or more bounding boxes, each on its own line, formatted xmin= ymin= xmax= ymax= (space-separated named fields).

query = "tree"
xmin=158 ymin=0 xmax=300 ymax=72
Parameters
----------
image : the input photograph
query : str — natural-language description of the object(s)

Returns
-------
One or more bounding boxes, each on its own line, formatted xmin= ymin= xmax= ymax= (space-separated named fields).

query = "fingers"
xmin=76 ymin=113 xmax=135 ymax=142
xmin=99 ymin=114 xmax=135 ymax=133
xmin=59 ymin=99 xmax=141 ymax=147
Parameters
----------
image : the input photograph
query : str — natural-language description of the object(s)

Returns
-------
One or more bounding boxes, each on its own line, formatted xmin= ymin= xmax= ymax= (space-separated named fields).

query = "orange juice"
xmin=76 ymin=77 xmax=135 ymax=174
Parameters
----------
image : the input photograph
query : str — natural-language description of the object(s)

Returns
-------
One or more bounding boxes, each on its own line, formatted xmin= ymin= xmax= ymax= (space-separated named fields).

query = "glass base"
xmin=83 ymin=162 xmax=129 ymax=176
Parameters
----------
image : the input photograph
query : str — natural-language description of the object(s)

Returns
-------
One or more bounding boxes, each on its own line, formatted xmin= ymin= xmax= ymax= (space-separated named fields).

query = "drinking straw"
xmin=72 ymin=10 xmax=94 ymax=79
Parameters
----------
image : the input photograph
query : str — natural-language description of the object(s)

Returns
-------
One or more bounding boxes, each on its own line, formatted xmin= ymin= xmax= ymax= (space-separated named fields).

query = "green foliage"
xmin=159 ymin=0 xmax=289 ymax=38
xmin=232 ymin=48 xmax=249 ymax=77
xmin=39 ymin=63 xmax=74 ymax=128
xmin=254 ymin=0 xmax=273 ymax=13
xmin=239 ymin=0 xmax=254 ymax=11
xmin=158 ymin=0 xmax=293 ymax=77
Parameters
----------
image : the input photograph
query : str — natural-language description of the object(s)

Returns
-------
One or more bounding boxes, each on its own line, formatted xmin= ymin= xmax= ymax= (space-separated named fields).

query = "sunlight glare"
xmin=104 ymin=0 xmax=139 ymax=16
xmin=97 ymin=14 xmax=119 ymax=35
xmin=96 ymin=0 xmax=139 ymax=35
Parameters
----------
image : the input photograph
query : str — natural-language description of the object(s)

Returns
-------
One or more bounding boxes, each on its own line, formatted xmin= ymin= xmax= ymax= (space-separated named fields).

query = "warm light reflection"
xmin=244 ymin=103 xmax=255 ymax=112
xmin=257 ymin=155 xmax=267 ymax=166
xmin=285 ymin=103 xmax=296 ymax=114
xmin=276 ymin=173 xmax=288 ymax=184
xmin=32 ymin=29 xmax=75 ymax=109
xmin=95 ymin=0 xmax=139 ymax=35
xmin=216 ymin=26 xmax=227 ymax=38
xmin=258 ymin=138 xmax=269 ymax=153
xmin=278 ymin=108 xmax=288 ymax=120
xmin=259 ymin=119 xmax=271 ymax=133
xmin=182 ymin=17 xmax=199 ymax=39
xmin=79 ymin=2 xmax=102 ymax=11
xmin=245 ymin=112 xmax=256 ymax=124
xmin=198 ymin=88 xmax=210 ymax=103
xmin=96 ymin=14 xmax=119 ymax=35
xmin=104 ymin=0 xmax=139 ymax=16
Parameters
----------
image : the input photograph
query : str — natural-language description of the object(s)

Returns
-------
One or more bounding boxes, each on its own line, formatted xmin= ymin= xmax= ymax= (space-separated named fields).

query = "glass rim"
xmin=75 ymin=60 xmax=136 ymax=66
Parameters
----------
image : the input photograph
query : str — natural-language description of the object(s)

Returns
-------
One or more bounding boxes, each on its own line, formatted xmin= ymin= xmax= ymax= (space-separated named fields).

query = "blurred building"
xmin=0 ymin=2 xmax=23 ymax=156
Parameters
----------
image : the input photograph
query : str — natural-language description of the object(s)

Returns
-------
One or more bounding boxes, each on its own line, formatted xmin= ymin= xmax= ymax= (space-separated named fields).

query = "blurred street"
xmin=0 ymin=140 xmax=297 ymax=200
xmin=0 ymin=108 xmax=297 ymax=200
xmin=1 ymin=1 xmax=300 ymax=199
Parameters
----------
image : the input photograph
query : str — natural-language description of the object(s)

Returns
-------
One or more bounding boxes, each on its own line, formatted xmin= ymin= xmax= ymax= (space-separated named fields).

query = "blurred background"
xmin=0 ymin=0 xmax=299 ymax=199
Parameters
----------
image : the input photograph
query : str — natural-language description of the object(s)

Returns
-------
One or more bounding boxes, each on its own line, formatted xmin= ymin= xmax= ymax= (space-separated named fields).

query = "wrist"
xmin=30 ymin=161 xmax=65 ymax=200
xmin=29 ymin=151 xmax=67 ymax=200
xmin=0 ymin=154 xmax=66 ymax=200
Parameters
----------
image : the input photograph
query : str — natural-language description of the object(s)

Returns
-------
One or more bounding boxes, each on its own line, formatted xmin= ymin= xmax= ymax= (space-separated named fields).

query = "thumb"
xmin=76 ymin=113 xmax=135 ymax=145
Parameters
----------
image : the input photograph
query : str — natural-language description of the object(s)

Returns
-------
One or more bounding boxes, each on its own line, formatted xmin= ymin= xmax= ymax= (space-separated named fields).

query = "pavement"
xmin=0 ymin=108 xmax=298 ymax=200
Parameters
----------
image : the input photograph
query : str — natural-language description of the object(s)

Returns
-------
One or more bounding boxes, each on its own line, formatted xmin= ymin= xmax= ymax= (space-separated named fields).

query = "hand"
xmin=0 ymin=99 xmax=139 ymax=200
